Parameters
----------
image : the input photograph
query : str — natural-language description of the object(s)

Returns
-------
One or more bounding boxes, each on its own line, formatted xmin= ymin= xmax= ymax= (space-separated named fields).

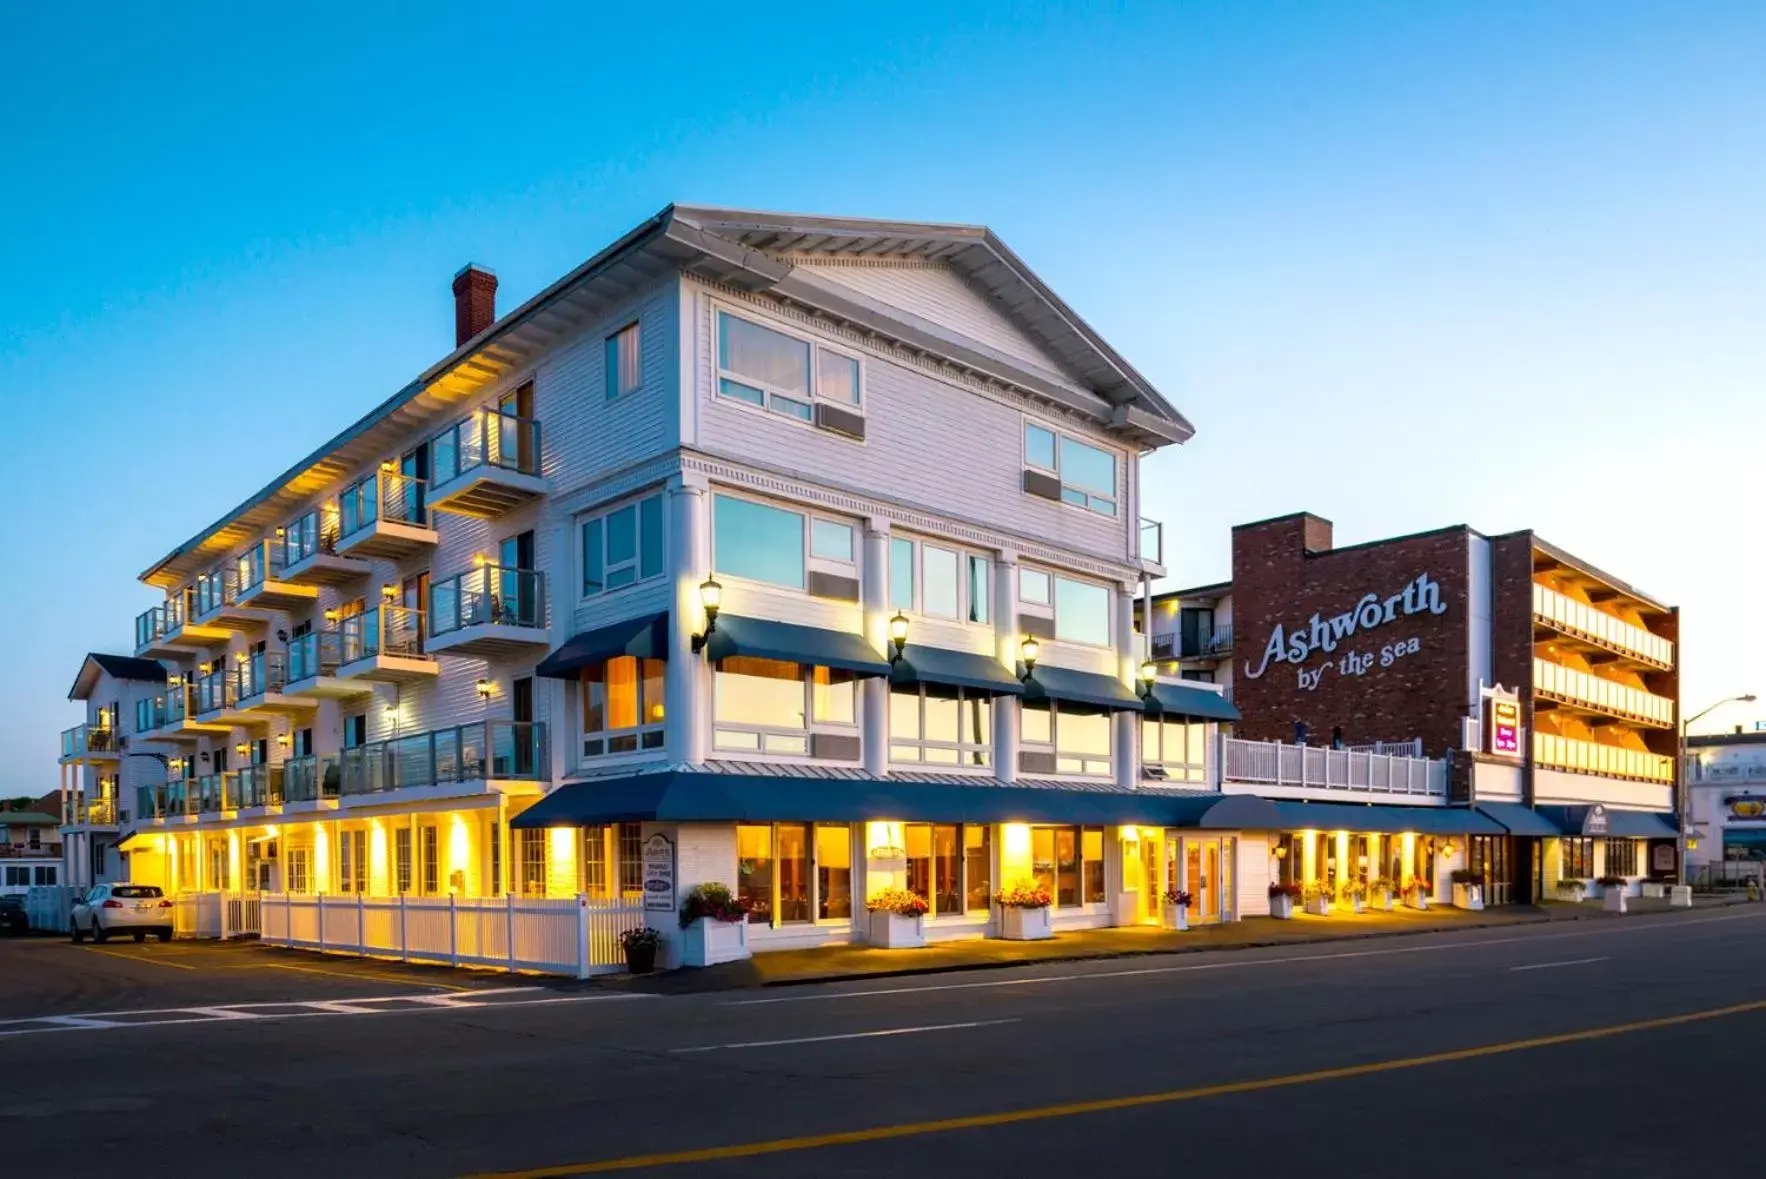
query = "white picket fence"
xmin=1223 ymin=737 xmax=1447 ymax=797
xmin=257 ymin=893 xmax=646 ymax=978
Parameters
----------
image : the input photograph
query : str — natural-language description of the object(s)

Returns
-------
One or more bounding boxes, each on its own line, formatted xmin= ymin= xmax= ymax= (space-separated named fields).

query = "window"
xmin=489 ymin=822 xmax=502 ymax=896
xmin=1018 ymin=568 xmax=1051 ymax=606
xmin=967 ymin=555 xmax=990 ymax=624
xmin=817 ymin=824 xmax=852 ymax=919
xmin=619 ymin=822 xmax=643 ymax=897
xmin=339 ymin=830 xmax=366 ymax=894
xmin=286 ymin=847 xmax=310 ymax=894
xmin=1562 ymin=837 xmax=1594 ymax=879
xmin=1024 ymin=421 xmax=1118 ymax=516
xmin=1142 ymin=717 xmax=1208 ymax=782
xmin=891 ymin=536 xmax=991 ymax=623
xmin=889 ymin=538 xmax=915 ymax=611
xmin=519 ymin=829 xmax=548 ymax=897
xmin=420 ymin=825 xmax=439 ymax=895
xmin=714 ymin=657 xmax=857 ymax=756
xmin=713 ymin=495 xmax=804 ymax=589
xmin=1606 ymin=838 xmax=1639 ymax=877
xmin=582 ymin=494 xmax=664 ymax=596
xmin=716 ymin=309 xmax=862 ymax=419
xmin=890 ymin=684 xmax=992 ymax=767
xmin=1022 ymin=700 xmax=1112 ymax=776
xmin=585 ymin=826 xmax=606 ymax=896
xmin=395 ymin=828 xmax=412 ymax=895
xmin=3 ymin=867 xmax=24 ymax=886
xmin=738 ymin=821 xmax=852 ymax=928
xmin=1053 ymin=576 xmax=1111 ymax=646
xmin=605 ymin=322 xmax=641 ymax=399
xmin=811 ymin=518 xmax=853 ymax=562
xmin=581 ymin=656 xmax=666 ymax=759
xmin=901 ymin=824 xmax=991 ymax=916
xmin=737 ymin=824 xmax=774 ymax=925
xmin=1030 ymin=826 xmax=1107 ymax=907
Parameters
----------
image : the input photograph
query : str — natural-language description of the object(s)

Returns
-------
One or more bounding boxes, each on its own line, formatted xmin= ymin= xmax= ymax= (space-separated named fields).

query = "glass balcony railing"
xmin=1533 ymin=584 xmax=1673 ymax=667
xmin=135 ymin=604 xmax=170 ymax=650
xmin=283 ymin=754 xmax=340 ymax=803
xmin=431 ymin=409 xmax=542 ymax=484
xmin=288 ymin=630 xmax=343 ymax=682
xmin=430 ymin=566 xmax=544 ymax=637
xmin=235 ymin=763 xmax=283 ymax=808
xmin=237 ymin=650 xmax=290 ymax=701
xmin=1138 ymin=517 xmax=1163 ymax=566
xmin=338 ymin=469 xmax=428 ymax=539
xmin=1534 ymin=732 xmax=1674 ymax=784
xmin=193 ymin=772 xmax=236 ymax=814
xmin=1533 ymin=658 xmax=1675 ymax=726
xmin=339 ymin=721 xmax=548 ymax=796
xmin=281 ymin=507 xmax=343 ymax=568
xmin=194 ymin=671 xmax=236 ymax=716
xmin=193 ymin=566 xmax=239 ymax=620
xmin=61 ymin=724 xmax=121 ymax=758
xmin=136 ymin=785 xmax=165 ymax=821
xmin=340 ymin=605 xmax=427 ymax=663
xmin=236 ymin=539 xmax=287 ymax=593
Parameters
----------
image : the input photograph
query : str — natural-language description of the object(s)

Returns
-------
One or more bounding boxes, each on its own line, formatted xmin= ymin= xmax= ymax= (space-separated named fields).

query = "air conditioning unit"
xmin=118 ymin=735 xmax=130 ymax=749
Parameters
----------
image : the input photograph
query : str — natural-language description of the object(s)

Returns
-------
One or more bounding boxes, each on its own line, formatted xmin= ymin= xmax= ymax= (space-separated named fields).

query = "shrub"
xmin=1449 ymin=868 xmax=1482 ymax=885
xmin=866 ymin=888 xmax=930 ymax=917
xmin=1163 ymin=889 xmax=1193 ymax=907
xmin=1595 ymin=875 xmax=1627 ymax=887
xmin=679 ymin=882 xmax=750 ymax=929
xmin=619 ymin=926 xmax=663 ymax=950
xmin=1268 ymin=882 xmax=1303 ymax=899
xmin=994 ymin=880 xmax=1053 ymax=908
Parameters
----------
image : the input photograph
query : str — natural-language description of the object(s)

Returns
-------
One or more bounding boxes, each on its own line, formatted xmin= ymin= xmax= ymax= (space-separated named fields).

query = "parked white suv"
xmin=70 ymin=885 xmax=175 ymax=944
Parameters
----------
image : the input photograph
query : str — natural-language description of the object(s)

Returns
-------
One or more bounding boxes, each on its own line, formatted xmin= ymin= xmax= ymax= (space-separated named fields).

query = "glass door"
xmin=1181 ymin=836 xmax=1233 ymax=923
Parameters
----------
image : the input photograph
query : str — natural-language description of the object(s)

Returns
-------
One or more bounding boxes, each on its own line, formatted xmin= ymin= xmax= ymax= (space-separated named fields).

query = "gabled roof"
xmin=140 ymin=204 xmax=1192 ymax=589
xmin=69 ymin=653 xmax=167 ymax=701
xmin=0 ymin=812 xmax=60 ymax=827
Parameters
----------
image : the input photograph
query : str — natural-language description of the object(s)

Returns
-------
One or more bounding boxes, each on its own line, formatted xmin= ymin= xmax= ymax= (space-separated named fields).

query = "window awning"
xmin=513 ymin=770 xmax=1283 ymax=829
xmin=889 ymin=646 xmax=1023 ymax=697
xmin=535 ymin=612 xmax=670 ymax=680
xmin=1534 ymin=806 xmax=1678 ymax=839
xmin=1475 ymin=803 xmax=1562 ymax=837
xmin=1021 ymin=664 xmax=1143 ymax=712
xmin=1144 ymin=682 xmax=1241 ymax=722
xmin=1264 ymin=800 xmax=1506 ymax=836
xmin=704 ymin=616 xmax=892 ymax=678
xmin=115 ymin=832 xmax=155 ymax=854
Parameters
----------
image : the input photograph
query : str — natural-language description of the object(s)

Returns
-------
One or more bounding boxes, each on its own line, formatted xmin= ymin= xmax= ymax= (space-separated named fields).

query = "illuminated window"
xmin=739 ymin=822 xmax=853 ymax=928
xmin=580 ymin=656 xmax=666 ymax=759
xmin=1021 ymin=700 xmax=1112 ymax=776
xmin=713 ymin=657 xmax=857 ymax=757
xmin=286 ymin=847 xmax=310 ymax=894
xmin=518 ymin=829 xmax=547 ymax=898
xmin=1606 ymin=838 xmax=1639 ymax=877
xmin=1562 ymin=837 xmax=1594 ymax=879
xmin=338 ymin=830 xmax=366 ymax=894
xmin=420 ymin=825 xmax=439 ymax=895
xmin=395 ymin=828 xmax=412 ymax=895
xmin=889 ymin=683 xmax=991 ymax=767
xmin=1029 ymin=825 xmax=1106 ymax=908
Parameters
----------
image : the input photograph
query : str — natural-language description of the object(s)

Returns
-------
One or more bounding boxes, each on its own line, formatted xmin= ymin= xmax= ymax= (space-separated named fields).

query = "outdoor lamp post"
xmin=1679 ymin=694 xmax=1758 ymax=883
xmin=888 ymin=612 xmax=910 ymax=662
xmin=690 ymin=578 xmax=723 ymax=654
xmin=1019 ymin=636 xmax=1040 ymax=678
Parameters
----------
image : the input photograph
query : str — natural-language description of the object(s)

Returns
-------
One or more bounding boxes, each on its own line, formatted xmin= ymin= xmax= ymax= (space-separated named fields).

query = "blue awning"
xmin=1144 ymin=682 xmax=1241 ymax=722
xmin=1476 ymin=803 xmax=1562 ymax=837
xmin=1265 ymin=800 xmax=1505 ymax=836
xmin=889 ymin=646 xmax=1023 ymax=696
xmin=513 ymin=771 xmax=1283 ymax=829
xmin=1534 ymin=806 xmax=1678 ymax=839
xmin=535 ymin=612 xmax=669 ymax=679
xmin=704 ymin=615 xmax=892 ymax=678
xmin=1021 ymin=664 xmax=1143 ymax=712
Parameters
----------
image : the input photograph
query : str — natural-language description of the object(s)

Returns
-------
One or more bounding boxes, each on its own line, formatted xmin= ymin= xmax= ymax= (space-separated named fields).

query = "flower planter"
xmin=867 ymin=910 xmax=925 ymax=949
xmin=1603 ymin=889 xmax=1628 ymax=914
xmin=1408 ymin=892 xmax=1430 ymax=911
xmin=623 ymin=941 xmax=658 ymax=975
xmin=1303 ymin=896 xmax=1333 ymax=917
xmin=1641 ymin=882 xmax=1667 ymax=899
xmin=998 ymin=905 xmax=1053 ymax=941
xmin=1556 ymin=884 xmax=1587 ymax=904
xmin=1270 ymin=894 xmax=1295 ymax=920
xmin=1349 ymin=896 xmax=1366 ymax=915
xmin=1376 ymin=890 xmax=1395 ymax=912
xmin=680 ymin=915 xmax=750 ymax=967
xmin=1452 ymin=883 xmax=1484 ymax=912
xmin=1162 ymin=904 xmax=1189 ymax=932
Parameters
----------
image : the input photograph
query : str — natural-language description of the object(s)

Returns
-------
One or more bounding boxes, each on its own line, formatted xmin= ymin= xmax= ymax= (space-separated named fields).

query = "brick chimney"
xmin=452 ymin=264 xmax=497 ymax=347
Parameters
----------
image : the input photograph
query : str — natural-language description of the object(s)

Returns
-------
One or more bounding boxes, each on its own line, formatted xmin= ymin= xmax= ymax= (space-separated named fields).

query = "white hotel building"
xmin=60 ymin=206 xmax=1309 ymax=967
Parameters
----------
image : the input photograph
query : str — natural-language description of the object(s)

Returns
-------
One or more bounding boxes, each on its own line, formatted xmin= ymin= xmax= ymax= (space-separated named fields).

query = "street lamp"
xmin=1679 ymin=694 xmax=1758 ymax=883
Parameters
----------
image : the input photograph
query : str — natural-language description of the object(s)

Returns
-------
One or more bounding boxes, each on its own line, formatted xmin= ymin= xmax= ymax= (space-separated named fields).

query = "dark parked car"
xmin=0 ymin=896 xmax=29 ymax=935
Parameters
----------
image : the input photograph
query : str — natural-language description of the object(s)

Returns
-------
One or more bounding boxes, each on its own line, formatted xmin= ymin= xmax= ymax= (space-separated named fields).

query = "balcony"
xmin=1534 ymin=732 xmax=1674 ymax=784
xmin=1533 ymin=658 xmax=1674 ymax=729
xmin=193 ymin=772 xmax=238 ymax=815
xmin=134 ymin=604 xmax=199 ymax=659
xmin=64 ymin=795 xmax=119 ymax=827
xmin=339 ymin=720 xmax=548 ymax=799
xmin=192 ymin=671 xmax=255 ymax=728
xmin=60 ymin=724 xmax=122 ymax=764
xmin=1221 ymin=737 xmax=1448 ymax=799
xmin=1138 ymin=516 xmax=1164 ymax=576
xmin=235 ymin=650 xmax=317 ymax=719
xmin=234 ymin=763 xmax=284 ymax=810
xmin=234 ymin=539 xmax=320 ymax=612
xmin=136 ymin=785 xmax=169 ymax=823
xmin=190 ymin=567 xmax=271 ymax=633
xmin=160 ymin=592 xmax=232 ymax=650
xmin=333 ymin=470 xmax=439 ymax=561
xmin=1181 ymin=628 xmax=1234 ymax=661
xmin=285 ymin=630 xmax=373 ymax=699
xmin=1533 ymin=584 xmax=1674 ymax=671
xmin=427 ymin=409 xmax=547 ymax=518
xmin=336 ymin=606 xmax=440 ymax=685
xmin=280 ymin=507 xmax=372 ymax=586
xmin=283 ymin=754 xmax=340 ymax=806
xmin=427 ymin=566 xmax=548 ymax=658
xmin=142 ymin=684 xmax=232 ymax=741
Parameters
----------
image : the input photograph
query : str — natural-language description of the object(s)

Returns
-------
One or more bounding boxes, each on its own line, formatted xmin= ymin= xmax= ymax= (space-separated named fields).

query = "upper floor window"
xmin=889 ymin=537 xmax=990 ymax=624
xmin=712 ymin=494 xmax=858 ymax=595
xmin=889 ymin=684 xmax=992 ymax=767
xmin=713 ymin=657 xmax=857 ymax=757
xmin=1024 ymin=421 xmax=1117 ymax=516
xmin=606 ymin=323 xmax=642 ymax=399
xmin=1018 ymin=567 xmax=1112 ymax=647
xmin=581 ymin=656 xmax=666 ymax=759
xmin=1143 ymin=716 xmax=1207 ymax=783
xmin=1021 ymin=700 xmax=1111 ymax=776
xmin=717 ymin=310 xmax=862 ymax=422
xmin=583 ymin=494 xmax=664 ymax=597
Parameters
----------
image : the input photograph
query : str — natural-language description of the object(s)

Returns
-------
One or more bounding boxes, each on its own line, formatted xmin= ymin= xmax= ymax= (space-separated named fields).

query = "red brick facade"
xmin=452 ymin=264 xmax=498 ymax=347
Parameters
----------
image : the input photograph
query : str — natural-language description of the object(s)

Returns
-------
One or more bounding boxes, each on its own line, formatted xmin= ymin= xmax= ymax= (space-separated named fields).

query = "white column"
xmin=1113 ymin=581 xmax=1138 ymax=791
xmin=994 ymin=551 xmax=1020 ymax=784
xmin=861 ymin=520 xmax=891 ymax=777
xmin=667 ymin=475 xmax=711 ymax=766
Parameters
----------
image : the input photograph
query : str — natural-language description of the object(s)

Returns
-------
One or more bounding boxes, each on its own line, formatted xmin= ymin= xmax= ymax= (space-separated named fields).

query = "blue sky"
xmin=5 ymin=2 xmax=1763 ymax=797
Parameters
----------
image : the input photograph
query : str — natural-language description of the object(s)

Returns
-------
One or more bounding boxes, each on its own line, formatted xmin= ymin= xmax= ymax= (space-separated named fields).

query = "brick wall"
xmin=1230 ymin=514 xmax=1473 ymax=757
xmin=1488 ymin=532 xmax=1538 ymax=801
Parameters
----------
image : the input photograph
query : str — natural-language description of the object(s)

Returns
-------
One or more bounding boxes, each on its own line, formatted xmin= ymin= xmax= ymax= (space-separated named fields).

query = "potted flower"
xmin=1449 ymin=868 xmax=1485 ymax=911
xmin=1370 ymin=876 xmax=1396 ymax=911
xmin=994 ymin=881 xmax=1054 ymax=940
xmin=1339 ymin=879 xmax=1368 ymax=914
xmin=866 ymin=888 xmax=929 ymax=948
xmin=1268 ymin=882 xmax=1301 ymax=920
xmin=1162 ymin=889 xmax=1193 ymax=931
xmin=1596 ymin=874 xmax=1628 ymax=913
xmin=619 ymin=926 xmax=663 ymax=975
xmin=678 ymin=882 xmax=751 ymax=967
xmin=1302 ymin=881 xmax=1334 ymax=916
xmin=1405 ymin=876 xmax=1432 ymax=911
xmin=1556 ymin=878 xmax=1588 ymax=903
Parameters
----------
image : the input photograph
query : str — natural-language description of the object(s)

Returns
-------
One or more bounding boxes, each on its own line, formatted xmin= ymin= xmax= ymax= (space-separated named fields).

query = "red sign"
xmin=1489 ymin=698 xmax=1520 ymax=756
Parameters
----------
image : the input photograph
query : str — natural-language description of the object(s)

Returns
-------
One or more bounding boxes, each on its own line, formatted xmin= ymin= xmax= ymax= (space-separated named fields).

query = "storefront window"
xmin=817 ymin=824 xmax=851 ymax=919
xmin=933 ymin=825 xmax=962 ymax=916
xmin=743 ymin=822 xmax=854 ymax=927
xmin=1278 ymin=833 xmax=1302 ymax=887
xmin=964 ymin=827 xmax=992 ymax=912
xmin=777 ymin=823 xmax=811 ymax=924
xmin=1030 ymin=825 xmax=1105 ymax=907
xmin=737 ymin=824 xmax=774 ymax=925
xmin=1082 ymin=827 xmax=1106 ymax=903
xmin=1606 ymin=838 xmax=1639 ymax=877
xmin=1562 ymin=837 xmax=1594 ymax=879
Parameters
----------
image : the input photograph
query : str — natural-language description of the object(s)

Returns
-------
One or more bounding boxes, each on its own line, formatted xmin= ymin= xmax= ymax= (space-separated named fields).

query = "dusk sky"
xmin=5 ymin=2 xmax=1762 ymax=798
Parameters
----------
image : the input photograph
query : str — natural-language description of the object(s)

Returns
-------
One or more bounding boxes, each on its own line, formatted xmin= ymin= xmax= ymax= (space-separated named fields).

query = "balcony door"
xmin=402 ymin=574 xmax=429 ymax=654
xmin=498 ymin=531 xmax=536 ymax=626
xmin=510 ymin=675 xmax=534 ymax=777
xmin=499 ymin=380 xmax=535 ymax=472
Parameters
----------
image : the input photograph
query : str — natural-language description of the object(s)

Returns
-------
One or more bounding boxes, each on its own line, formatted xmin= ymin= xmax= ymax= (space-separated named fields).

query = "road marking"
xmin=1509 ymin=956 xmax=1609 ymax=972
xmin=80 ymin=947 xmax=197 ymax=971
xmin=727 ymin=909 xmax=1766 ymax=1006
xmin=460 ymin=996 xmax=1766 ymax=1177
xmin=246 ymin=961 xmax=476 ymax=993
xmin=671 ymin=1018 xmax=1020 ymax=1054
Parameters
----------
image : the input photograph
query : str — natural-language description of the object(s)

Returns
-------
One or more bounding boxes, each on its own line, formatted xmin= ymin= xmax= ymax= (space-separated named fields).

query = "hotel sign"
xmin=642 ymin=833 xmax=675 ymax=912
xmin=1245 ymin=573 xmax=1449 ymax=692
xmin=1583 ymin=805 xmax=1610 ymax=836
xmin=1487 ymin=694 xmax=1521 ymax=758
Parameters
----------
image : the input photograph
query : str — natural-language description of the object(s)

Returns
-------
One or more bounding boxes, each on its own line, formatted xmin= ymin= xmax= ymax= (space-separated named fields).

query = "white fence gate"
xmin=257 ymin=893 xmax=645 ymax=978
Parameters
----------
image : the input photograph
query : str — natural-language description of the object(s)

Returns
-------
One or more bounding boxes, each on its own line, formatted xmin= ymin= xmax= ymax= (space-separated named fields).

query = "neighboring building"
xmin=1 ymin=810 xmax=63 ymax=895
xmin=1141 ymin=512 xmax=1681 ymax=906
xmin=1685 ymin=731 xmax=1766 ymax=877
xmin=1145 ymin=580 xmax=1234 ymax=698
xmin=58 ymin=653 xmax=169 ymax=889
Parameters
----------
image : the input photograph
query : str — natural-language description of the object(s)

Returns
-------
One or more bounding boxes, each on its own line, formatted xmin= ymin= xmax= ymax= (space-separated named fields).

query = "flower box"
xmin=1408 ymin=891 xmax=1430 ymax=911
xmin=998 ymin=904 xmax=1053 ymax=941
xmin=1641 ymin=882 xmax=1667 ymax=899
xmin=1303 ymin=895 xmax=1333 ymax=917
xmin=1452 ymin=882 xmax=1485 ymax=912
xmin=1270 ymin=894 xmax=1295 ymax=920
xmin=1603 ymin=889 xmax=1628 ymax=914
xmin=680 ymin=915 xmax=750 ymax=967
xmin=867 ymin=910 xmax=925 ymax=949
xmin=1556 ymin=882 xmax=1587 ymax=904
xmin=1162 ymin=903 xmax=1189 ymax=932
xmin=1376 ymin=889 xmax=1395 ymax=912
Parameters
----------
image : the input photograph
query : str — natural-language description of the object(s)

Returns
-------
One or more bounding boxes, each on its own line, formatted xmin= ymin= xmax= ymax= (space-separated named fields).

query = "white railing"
xmin=1533 ymin=658 xmax=1674 ymax=726
xmin=1534 ymin=732 xmax=1674 ymax=784
xmin=1533 ymin=583 xmax=1673 ymax=667
xmin=1222 ymin=737 xmax=1447 ymax=797
xmin=257 ymin=893 xmax=645 ymax=978
xmin=1345 ymin=739 xmax=1423 ymax=758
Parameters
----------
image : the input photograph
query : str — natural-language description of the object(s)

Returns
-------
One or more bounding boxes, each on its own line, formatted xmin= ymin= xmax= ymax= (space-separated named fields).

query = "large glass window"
xmin=776 ymin=823 xmax=811 ymax=924
xmin=1562 ymin=837 xmax=1595 ymax=879
xmin=900 ymin=823 xmax=991 ymax=916
xmin=817 ymin=824 xmax=852 ymax=919
xmin=810 ymin=518 xmax=854 ymax=562
xmin=889 ymin=538 xmax=915 ymax=610
xmin=580 ymin=656 xmax=666 ymax=759
xmin=713 ymin=494 xmax=806 ymax=589
xmin=1142 ymin=717 xmax=1208 ymax=782
xmin=1606 ymin=838 xmax=1639 ymax=877
xmin=1029 ymin=826 xmax=1106 ymax=908
xmin=717 ymin=310 xmax=863 ymax=418
xmin=1022 ymin=701 xmax=1112 ymax=776
xmin=1024 ymin=420 xmax=1118 ymax=516
xmin=714 ymin=657 xmax=857 ymax=756
xmin=1082 ymin=827 xmax=1106 ymax=903
xmin=889 ymin=684 xmax=991 ymax=766
xmin=922 ymin=546 xmax=960 ymax=618
xmin=892 ymin=536 xmax=991 ymax=623
xmin=1053 ymin=576 xmax=1111 ymax=646
xmin=740 ymin=822 xmax=852 ymax=928
xmin=582 ymin=493 xmax=664 ymax=596
xmin=964 ymin=826 xmax=992 ymax=912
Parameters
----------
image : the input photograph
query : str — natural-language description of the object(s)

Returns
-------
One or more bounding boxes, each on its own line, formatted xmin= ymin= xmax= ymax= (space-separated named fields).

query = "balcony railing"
xmin=192 ymin=773 xmax=237 ymax=814
xmin=282 ymin=507 xmax=342 ymax=568
xmin=1533 ymin=658 xmax=1674 ymax=727
xmin=1222 ymin=737 xmax=1448 ymax=798
xmin=135 ymin=604 xmax=170 ymax=650
xmin=1533 ymin=584 xmax=1674 ymax=668
xmin=235 ymin=763 xmax=284 ymax=808
xmin=238 ymin=650 xmax=290 ymax=700
xmin=195 ymin=671 xmax=236 ymax=716
xmin=236 ymin=539 xmax=287 ymax=593
xmin=430 ymin=566 xmax=544 ymax=637
xmin=289 ymin=630 xmax=343 ymax=681
xmin=1182 ymin=628 xmax=1234 ymax=660
xmin=283 ymin=754 xmax=341 ymax=803
xmin=1534 ymin=732 xmax=1674 ymax=784
xmin=1139 ymin=517 xmax=1163 ymax=566
xmin=65 ymin=795 xmax=118 ymax=825
xmin=339 ymin=469 xmax=429 ymax=539
xmin=341 ymin=605 xmax=427 ymax=663
xmin=193 ymin=566 xmax=240 ymax=620
xmin=339 ymin=721 xmax=548 ymax=796
xmin=61 ymin=724 xmax=121 ymax=758
xmin=432 ymin=409 xmax=542 ymax=484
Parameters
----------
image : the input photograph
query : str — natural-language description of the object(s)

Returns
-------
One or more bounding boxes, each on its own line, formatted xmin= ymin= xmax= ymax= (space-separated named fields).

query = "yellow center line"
xmin=82 ymin=947 xmax=196 ymax=971
xmin=459 ymin=997 xmax=1766 ymax=1178
xmin=243 ymin=961 xmax=475 ymax=993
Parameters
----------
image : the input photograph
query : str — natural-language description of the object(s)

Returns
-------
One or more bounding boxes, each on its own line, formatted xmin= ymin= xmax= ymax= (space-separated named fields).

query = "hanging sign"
xmin=1487 ymin=695 xmax=1521 ymax=757
xmin=642 ymin=833 xmax=675 ymax=912
xmin=1583 ymin=805 xmax=1610 ymax=836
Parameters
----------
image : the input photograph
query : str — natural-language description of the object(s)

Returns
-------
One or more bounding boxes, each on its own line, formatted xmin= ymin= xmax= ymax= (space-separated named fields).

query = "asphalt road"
xmin=5 ymin=908 xmax=1766 ymax=1178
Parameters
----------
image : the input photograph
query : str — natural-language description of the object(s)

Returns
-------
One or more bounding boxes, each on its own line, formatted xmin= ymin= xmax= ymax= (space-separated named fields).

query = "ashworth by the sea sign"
xmin=1245 ymin=573 xmax=1449 ymax=691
